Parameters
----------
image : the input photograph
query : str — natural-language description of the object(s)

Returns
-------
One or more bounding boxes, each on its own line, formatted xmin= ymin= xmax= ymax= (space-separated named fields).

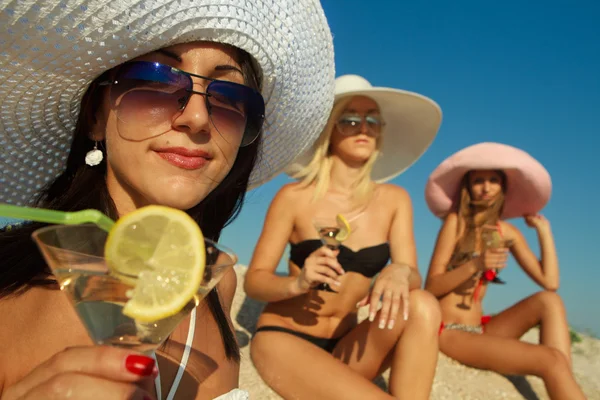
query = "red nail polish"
xmin=125 ymin=355 xmax=156 ymax=376
xmin=143 ymin=396 xmax=153 ymax=400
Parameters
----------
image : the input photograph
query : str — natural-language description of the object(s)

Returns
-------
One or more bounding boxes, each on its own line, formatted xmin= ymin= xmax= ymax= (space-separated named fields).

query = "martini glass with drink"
xmin=1 ymin=204 xmax=236 ymax=355
xmin=481 ymin=225 xmax=513 ymax=285
xmin=312 ymin=214 xmax=351 ymax=292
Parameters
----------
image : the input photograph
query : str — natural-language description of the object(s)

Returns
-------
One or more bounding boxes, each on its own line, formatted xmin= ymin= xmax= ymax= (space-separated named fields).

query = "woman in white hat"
xmin=0 ymin=0 xmax=334 ymax=399
xmin=245 ymin=75 xmax=443 ymax=399
xmin=424 ymin=142 xmax=586 ymax=399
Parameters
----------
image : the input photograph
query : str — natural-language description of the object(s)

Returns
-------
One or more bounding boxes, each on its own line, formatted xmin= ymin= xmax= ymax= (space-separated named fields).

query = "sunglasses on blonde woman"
xmin=335 ymin=113 xmax=385 ymax=137
xmin=99 ymin=61 xmax=265 ymax=146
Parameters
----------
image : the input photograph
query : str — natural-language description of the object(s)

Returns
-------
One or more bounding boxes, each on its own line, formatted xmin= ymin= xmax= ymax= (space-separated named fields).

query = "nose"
xmin=172 ymin=90 xmax=212 ymax=136
xmin=359 ymin=118 xmax=370 ymax=135
xmin=482 ymin=180 xmax=491 ymax=192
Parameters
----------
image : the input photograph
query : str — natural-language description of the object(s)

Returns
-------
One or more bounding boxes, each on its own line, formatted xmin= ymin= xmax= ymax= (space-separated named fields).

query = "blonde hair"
xmin=290 ymin=96 xmax=382 ymax=203
xmin=454 ymin=170 xmax=506 ymax=256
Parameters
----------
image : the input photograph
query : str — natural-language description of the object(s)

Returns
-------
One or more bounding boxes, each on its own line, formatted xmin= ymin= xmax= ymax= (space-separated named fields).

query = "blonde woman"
xmin=244 ymin=75 xmax=443 ymax=399
xmin=424 ymin=142 xmax=586 ymax=400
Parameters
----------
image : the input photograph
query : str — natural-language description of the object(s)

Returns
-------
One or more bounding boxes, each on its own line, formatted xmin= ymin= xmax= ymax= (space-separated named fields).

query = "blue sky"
xmin=2 ymin=1 xmax=599 ymax=334
xmin=221 ymin=0 xmax=600 ymax=335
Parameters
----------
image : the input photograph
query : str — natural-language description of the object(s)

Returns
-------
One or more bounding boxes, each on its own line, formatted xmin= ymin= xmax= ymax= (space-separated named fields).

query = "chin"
xmin=152 ymin=193 xmax=208 ymax=210
xmin=351 ymin=149 xmax=374 ymax=160
xmin=148 ymin=183 xmax=217 ymax=210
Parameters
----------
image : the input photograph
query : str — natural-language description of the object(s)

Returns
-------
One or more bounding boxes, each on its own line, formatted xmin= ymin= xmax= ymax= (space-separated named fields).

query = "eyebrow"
xmin=344 ymin=108 xmax=380 ymax=114
xmin=156 ymin=49 xmax=182 ymax=62
xmin=215 ymin=64 xmax=244 ymax=76
xmin=155 ymin=50 xmax=243 ymax=77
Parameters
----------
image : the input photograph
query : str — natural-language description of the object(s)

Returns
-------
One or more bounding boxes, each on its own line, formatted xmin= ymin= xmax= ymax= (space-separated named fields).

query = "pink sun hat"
xmin=425 ymin=142 xmax=552 ymax=219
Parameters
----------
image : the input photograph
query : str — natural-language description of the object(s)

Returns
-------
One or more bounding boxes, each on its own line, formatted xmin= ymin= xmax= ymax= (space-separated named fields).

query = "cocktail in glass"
xmin=312 ymin=215 xmax=349 ymax=292
xmin=32 ymin=223 xmax=237 ymax=355
xmin=481 ymin=225 xmax=512 ymax=284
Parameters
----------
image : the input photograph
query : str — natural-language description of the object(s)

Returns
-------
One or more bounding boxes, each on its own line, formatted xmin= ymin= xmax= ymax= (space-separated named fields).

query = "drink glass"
xmin=312 ymin=216 xmax=348 ymax=292
xmin=32 ymin=223 xmax=237 ymax=354
xmin=480 ymin=225 xmax=511 ymax=284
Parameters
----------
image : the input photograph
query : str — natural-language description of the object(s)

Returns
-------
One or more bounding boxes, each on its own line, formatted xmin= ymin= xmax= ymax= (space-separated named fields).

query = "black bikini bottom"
xmin=254 ymin=326 xmax=341 ymax=353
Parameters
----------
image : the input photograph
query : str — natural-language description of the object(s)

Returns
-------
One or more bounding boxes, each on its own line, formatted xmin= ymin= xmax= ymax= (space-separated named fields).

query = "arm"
xmin=243 ymin=184 xmax=300 ymax=303
xmin=424 ymin=213 xmax=480 ymax=297
xmin=244 ymin=184 xmax=340 ymax=303
xmin=358 ymin=186 xmax=420 ymax=328
xmin=386 ymin=185 xmax=421 ymax=290
xmin=505 ymin=216 xmax=559 ymax=291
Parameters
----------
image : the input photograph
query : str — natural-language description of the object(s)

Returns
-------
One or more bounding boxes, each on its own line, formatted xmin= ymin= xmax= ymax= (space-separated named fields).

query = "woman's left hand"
xmin=356 ymin=263 xmax=412 ymax=330
xmin=524 ymin=214 xmax=550 ymax=231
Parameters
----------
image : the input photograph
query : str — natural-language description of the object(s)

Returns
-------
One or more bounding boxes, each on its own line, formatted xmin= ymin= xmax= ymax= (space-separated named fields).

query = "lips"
xmin=154 ymin=147 xmax=212 ymax=170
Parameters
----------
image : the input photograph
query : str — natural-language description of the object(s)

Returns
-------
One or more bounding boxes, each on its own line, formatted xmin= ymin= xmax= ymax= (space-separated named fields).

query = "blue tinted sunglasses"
xmin=99 ymin=61 xmax=265 ymax=146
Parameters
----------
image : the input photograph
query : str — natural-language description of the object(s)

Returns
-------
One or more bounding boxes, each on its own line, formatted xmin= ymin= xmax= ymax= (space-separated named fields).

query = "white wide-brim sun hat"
xmin=0 ymin=0 xmax=335 ymax=205
xmin=285 ymin=74 xmax=442 ymax=183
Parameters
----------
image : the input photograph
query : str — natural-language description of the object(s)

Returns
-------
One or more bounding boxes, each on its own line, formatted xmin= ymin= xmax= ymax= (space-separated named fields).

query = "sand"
xmin=231 ymin=265 xmax=600 ymax=399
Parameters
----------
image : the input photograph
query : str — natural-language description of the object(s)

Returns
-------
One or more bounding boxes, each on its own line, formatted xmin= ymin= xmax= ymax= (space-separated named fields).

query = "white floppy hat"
xmin=0 ymin=0 xmax=335 ymax=205
xmin=286 ymin=74 xmax=442 ymax=183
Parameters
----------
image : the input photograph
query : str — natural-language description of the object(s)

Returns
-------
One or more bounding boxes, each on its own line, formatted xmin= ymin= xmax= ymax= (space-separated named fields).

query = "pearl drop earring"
xmin=85 ymin=141 xmax=103 ymax=166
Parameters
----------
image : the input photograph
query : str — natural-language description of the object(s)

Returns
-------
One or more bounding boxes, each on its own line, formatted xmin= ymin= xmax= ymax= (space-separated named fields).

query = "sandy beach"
xmin=232 ymin=265 xmax=600 ymax=399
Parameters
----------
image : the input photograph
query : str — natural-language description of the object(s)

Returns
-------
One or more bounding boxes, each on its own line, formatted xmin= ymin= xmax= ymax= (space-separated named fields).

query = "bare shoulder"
xmin=444 ymin=212 xmax=459 ymax=225
xmin=272 ymin=182 xmax=311 ymax=205
xmin=376 ymin=183 xmax=411 ymax=203
xmin=498 ymin=220 xmax=521 ymax=241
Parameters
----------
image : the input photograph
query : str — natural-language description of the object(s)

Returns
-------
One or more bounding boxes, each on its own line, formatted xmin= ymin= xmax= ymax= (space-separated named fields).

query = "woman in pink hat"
xmin=245 ymin=74 xmax=443 ymax=399
xmin=424 ymin=142 xmax=585 ymax=399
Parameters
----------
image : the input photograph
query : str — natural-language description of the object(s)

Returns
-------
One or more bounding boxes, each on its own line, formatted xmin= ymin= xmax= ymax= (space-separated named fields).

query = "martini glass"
xmin=32 ymin=223 xmax=237 ymax=355
xmin=481 ymin=226 xmax=511 ymax=284
xmin=312 ymin=216 xmax=349 ymax=293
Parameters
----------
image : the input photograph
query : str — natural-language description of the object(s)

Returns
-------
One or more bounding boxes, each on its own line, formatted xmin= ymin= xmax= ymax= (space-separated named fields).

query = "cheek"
xmin=105 ymin=131 xmax=147 ymax=182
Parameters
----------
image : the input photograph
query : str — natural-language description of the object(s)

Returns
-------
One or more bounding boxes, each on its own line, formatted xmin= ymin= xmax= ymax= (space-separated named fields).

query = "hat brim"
xmin=286 ymin=86 xmax=442 ymax=182
xmin=425 ymin=142 xmax=552 ymax=219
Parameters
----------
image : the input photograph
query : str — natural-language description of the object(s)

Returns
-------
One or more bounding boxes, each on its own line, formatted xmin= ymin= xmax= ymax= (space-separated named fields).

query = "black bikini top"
xmin=289 ymin=240 xmax=391 ymax=278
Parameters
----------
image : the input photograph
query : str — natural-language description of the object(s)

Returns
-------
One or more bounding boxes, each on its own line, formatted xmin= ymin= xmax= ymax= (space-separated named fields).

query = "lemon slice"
xmin=335 ymin=214 xmax=351 ymax=242
xmin=104 ymin=205 xmax=205 ymax=322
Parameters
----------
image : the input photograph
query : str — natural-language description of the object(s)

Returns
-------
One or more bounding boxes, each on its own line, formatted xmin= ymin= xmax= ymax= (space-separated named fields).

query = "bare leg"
xmin=439 ymin=329 xmax=585 ymax=400
xmin=484 ymin=291 xmax=572 ymax=366
xmin=333 ymin=290 xmax=441 ymax=399
xmin=250 ymin=290 xmax=440 ymax=400
xmin=251 ymin=330 xmax=393 ymax=400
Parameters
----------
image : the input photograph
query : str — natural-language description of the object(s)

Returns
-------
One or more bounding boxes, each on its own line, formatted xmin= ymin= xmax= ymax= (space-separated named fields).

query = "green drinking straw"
xmin=0 ymin=204 xmax=115 ymax=233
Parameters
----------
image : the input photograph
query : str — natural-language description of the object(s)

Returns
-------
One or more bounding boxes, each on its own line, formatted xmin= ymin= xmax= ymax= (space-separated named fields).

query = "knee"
xmin=539 ymin=347 xmax=570 ymax=378
xmin=408 ymin=289 xmax=442 ymax=328
xmin=531 ymin=290 xmax=565 ymax=313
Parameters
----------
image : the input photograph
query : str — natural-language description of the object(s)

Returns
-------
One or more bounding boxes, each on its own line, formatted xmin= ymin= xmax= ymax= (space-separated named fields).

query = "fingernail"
xmin=369 ymin=312 xmax=375 ymax=322
xmin=356 ymin=302 xmax=361 ymax=308
xmin=378 ymin=320 xmax=385 ymax=329
xmin=125 ymin=355 xmax=156 ymax=376
xmin=144 ymin=396 xmax=153 ymax=400
xmin=388 ymin=320 xmax=395 ymax=330
xmin=333 ymin=281 xmax=341 ymax=286
xmin=403 ymin=312 xmax=408 ymax=321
